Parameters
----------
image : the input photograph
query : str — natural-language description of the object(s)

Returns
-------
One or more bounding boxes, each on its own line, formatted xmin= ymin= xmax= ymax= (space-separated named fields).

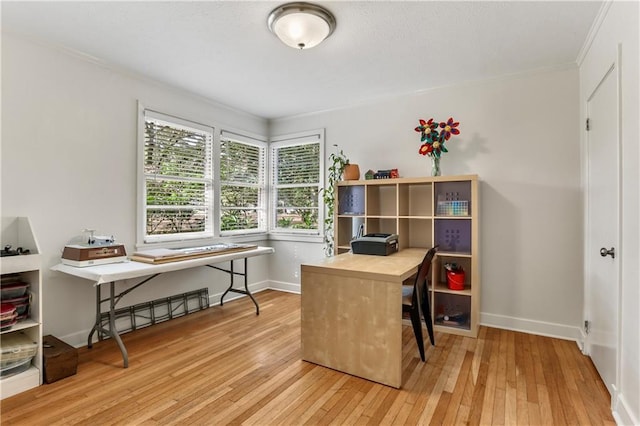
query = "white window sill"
xmin=135 ymin=232 xmax=322 ymax=250
xmin=267 ymin=233 xmax=323 ymax=243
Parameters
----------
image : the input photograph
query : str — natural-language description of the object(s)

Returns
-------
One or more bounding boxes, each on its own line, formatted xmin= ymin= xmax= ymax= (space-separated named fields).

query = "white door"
xmin=585 ymin=61 xmax=620 ymax=397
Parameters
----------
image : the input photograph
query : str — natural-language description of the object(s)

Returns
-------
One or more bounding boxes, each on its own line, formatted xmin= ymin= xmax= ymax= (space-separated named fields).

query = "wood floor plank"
xmin=514 ymin=333 xmax=529 ymax=425
xmin=240 ymin=365 xmax=329 ymax=425
xmin=519 ymin=330 xmax=539 ymax=404
xmin=537 ymin=383 xmax=556 ymax=425
xmin=529 ymin=332 xmax=547 ymax=386
xmin=413 ymin=334 xmax=457 ymax=425
xmin=313 ymin=376 xmax=363 ymax=425
xmin=341 ymin=382 xmax=385 ymax=425
xmin=496 ymin=328 xmax=508 ymax=392
xmin=276 ymin=367 xmax=350 ymax=425
xmin=538 ymin=336 xmax=570 ymax=426
xmin=356 ymin=384 xmax=392 ymax=424
xmin=327 ymin=378 xmax=372 ymax=425
xmin=0 ymin=290 xmax=614 ymax=426
xmin=492 ymin=387 xmax=507 ymax=425
xmin=466 ymin=325 xmax=493 ymax=426
xmin=441 ymin=350 xmax=473 ymax=425
xmin=478 ymin=327 xmax=499 ymax=426
xmin=367 ymin=385 xmax=401 ymax=425
xmin=505 ymin=381 xmax=518 ymax=426
xmin=454 ymin=404 xmax=471 ymax=425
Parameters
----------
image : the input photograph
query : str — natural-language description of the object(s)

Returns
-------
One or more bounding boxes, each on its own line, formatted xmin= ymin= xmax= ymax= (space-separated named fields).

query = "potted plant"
xmin=321 ymin=146 xmax=358 ymax=256
xmin=343 ymin=162 xmax=360 ymax=180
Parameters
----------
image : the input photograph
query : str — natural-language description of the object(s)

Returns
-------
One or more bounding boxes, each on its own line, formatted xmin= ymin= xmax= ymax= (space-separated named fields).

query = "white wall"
xmin=1 ymin=34 xmax=271 ymax=346
xmin=579 ymin=2 xmax=639 ymax=424
xmin=271 ymin=67 xmax=585 ymax=340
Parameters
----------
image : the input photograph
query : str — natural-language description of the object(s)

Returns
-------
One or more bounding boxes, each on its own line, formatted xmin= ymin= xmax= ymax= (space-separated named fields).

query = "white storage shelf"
xmin=1 ymin=217 xmax=43 ymax=399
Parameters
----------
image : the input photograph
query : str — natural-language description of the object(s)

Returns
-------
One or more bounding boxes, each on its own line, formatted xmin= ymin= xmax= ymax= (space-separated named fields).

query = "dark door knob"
xmin=600 ymin=247 xmax=615 ymax=259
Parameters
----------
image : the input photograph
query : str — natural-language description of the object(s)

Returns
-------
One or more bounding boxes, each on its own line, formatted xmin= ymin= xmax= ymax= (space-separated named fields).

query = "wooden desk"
xmin=300 ymin=248 xmax=427 ymax=388
xmin=52 ymin=246 xmax=274 ymax=368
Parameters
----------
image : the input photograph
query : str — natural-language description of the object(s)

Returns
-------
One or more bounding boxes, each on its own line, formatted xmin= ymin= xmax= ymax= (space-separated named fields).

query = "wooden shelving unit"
xmin=1 ymin=217 xmax=43 ymax=398
xmin=335 ymin=175 xmax=480 ymax=338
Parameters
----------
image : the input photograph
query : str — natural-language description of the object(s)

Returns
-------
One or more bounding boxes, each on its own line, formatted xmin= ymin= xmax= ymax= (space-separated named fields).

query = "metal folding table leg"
xmin=217 ymin=258 xmax=259 ymax=315
xmin=109 ymin=281 xmax=129 ymax=368
xmin=87 ymin=283 xmax=101 ymax=348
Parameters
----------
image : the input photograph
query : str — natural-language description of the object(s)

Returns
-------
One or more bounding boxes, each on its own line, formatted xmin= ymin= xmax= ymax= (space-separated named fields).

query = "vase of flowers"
xmin=414 ymin=117 xmax=461 ymax=176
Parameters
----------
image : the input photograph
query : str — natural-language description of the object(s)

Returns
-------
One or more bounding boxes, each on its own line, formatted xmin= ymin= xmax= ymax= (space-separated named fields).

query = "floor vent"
xmin=98 ymin=288 xmax=209 ymax=340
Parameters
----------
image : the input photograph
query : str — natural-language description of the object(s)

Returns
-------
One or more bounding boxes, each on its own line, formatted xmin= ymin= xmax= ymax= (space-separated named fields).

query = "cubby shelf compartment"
xmin=434 ymin=218 xmax=472 ymax=254
xmin=335 ymin=175 xmax=479 ymax=338
xmin=435 ymin=181 xmax=472 ymax=217
xmin=366 ymin=184 xmax=397 ymax=217
xmin=1 ymin=217 xmax=43 ymax=399
xmin=434 ymin=292 xmax=472 ymax=332
xmin=337 ymin=185 xmax=365 ymax=215
xmin=398 ymin=218 xmax=432 ymax=250
xmin=398 ymin=182 xmax=433 ymax=217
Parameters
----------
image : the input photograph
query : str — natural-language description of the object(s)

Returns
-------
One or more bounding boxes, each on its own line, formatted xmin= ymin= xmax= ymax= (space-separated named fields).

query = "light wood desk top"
xmin=301 ymin=248 xmax=427 ymax=282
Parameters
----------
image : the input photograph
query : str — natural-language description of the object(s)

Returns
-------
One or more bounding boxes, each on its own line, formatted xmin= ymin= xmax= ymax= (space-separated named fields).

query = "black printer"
xmin=350 ymin=233 xmax=399 ymax=256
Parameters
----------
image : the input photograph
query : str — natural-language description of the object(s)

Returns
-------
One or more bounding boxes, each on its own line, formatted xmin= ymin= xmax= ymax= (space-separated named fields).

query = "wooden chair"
xmin=402 ymin=246 xmax=437 ymax=361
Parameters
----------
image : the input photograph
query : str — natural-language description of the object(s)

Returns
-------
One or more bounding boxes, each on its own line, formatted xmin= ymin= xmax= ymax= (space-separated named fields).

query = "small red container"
xmin=446 ymin=269 xmax=465 ymax=291
xmin=0 ymin=304 xmax=16 ymax=321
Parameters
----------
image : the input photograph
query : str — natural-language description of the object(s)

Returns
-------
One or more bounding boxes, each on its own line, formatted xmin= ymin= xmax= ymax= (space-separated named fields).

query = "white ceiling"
xmin=2 ymin=1 xmax=602 ymax=119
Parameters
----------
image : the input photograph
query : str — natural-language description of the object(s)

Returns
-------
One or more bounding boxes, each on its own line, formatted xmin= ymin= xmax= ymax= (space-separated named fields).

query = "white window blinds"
xmin=270 ymin=132 xmax=323 ymax=234
xmin=220 ymin=131 xmax=267 ymax=234
xmin=143 ymin=110 xmax=214 ymax=242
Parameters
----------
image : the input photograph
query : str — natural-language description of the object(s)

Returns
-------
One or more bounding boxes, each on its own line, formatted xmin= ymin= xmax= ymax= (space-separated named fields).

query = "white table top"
xmin=51 ymin=246 xmax=274 ymax=285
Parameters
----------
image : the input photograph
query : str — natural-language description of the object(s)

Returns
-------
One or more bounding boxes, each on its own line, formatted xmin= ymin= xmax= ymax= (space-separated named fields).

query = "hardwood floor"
xmin=1 ymin=290 xmax=614 ymax=425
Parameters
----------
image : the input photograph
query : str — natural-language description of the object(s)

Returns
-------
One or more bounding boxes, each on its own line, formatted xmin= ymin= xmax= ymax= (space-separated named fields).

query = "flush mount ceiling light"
xmin=267 ymin=2 xmax=336 ymax=50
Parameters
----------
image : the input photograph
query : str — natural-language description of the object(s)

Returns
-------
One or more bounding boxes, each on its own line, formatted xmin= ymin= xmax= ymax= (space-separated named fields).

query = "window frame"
xmin=269 ymin=129 xmax=325 ymax=237
xmin=137 ymin=105 xmax=216 ymax=246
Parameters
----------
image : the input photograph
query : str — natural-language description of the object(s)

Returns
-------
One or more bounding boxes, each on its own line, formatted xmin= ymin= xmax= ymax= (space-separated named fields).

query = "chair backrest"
xmin=415 ymin=246 xmax=438 ymax=289
xmin=412 ymin=246 xmax=438 ymax=313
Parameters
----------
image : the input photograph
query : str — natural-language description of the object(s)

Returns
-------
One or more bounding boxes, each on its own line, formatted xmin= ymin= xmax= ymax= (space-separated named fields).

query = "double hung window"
xmin=270 ymin=130 xmax=324 ymax=235
xmin=141 ymin=110 xmax=214 ymax=244
xmin=219 ymin=132 xmax=267 ymax=235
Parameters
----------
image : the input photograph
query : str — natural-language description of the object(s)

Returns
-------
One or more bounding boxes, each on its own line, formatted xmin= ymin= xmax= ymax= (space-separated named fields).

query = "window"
xmin=219 ymin=131 xmax=267 ymax=235
xmin=140 ymin=109 xmax=214 ymax=244
xmin=270 ymin=130 xmax=324 ymax=235
xmin=138 ymin=105 xmax=323 ymax=245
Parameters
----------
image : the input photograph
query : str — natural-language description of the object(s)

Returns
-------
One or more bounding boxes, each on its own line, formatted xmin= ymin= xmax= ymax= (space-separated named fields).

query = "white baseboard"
xmin=577 ymin=328 xmax=587 ymax=354
xmin=60 ymin=330 xmax=93 ymax=349
xmin=267 ymin=280 xmax=301 ymax=294
xmin=208 ymin=279 xmax=271 ymax=306
xmin=480 ymin=312 xmax=583 ymax=343
xmin=613 ymin=391 xmax=638 ymax=426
